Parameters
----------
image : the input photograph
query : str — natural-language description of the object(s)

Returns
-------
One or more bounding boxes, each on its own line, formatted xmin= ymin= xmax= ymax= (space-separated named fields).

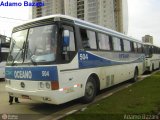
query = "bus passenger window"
xmin=112 ymin=37 xmax=122 ymax=51
xmin=134 ymin=43 xmax=138 ymax=53
xmin=80 ymin=29 xmax=97 ymax=49
xmin=98 ymin=33 xmax=110 ymax=50
xmin=123 ymin=39 xmax=131 ymax=52
xmin=137 ymin=44 xmax=143 ymax=53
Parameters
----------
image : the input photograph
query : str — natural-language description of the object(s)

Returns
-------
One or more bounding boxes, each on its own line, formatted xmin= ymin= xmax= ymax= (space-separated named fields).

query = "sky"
xmin=0 ymin=0 xmax=160 ymax=46
xmin=128 ymin=0 xmax=160 ymax=46
xmin=0 ymin=0 xmax=30 ymax=35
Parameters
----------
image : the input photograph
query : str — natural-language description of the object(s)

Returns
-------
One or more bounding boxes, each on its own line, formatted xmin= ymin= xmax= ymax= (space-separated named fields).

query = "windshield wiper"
xmin=30 ymin=55 xmax=38 ymax=65
xmin=25 ymin=41 xmax=37 ymax=65
xmin=11 ymin=41 xmax=26 ymax=66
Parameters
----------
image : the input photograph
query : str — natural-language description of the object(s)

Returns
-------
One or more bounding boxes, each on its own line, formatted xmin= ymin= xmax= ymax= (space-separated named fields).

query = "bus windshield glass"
xmin=8 ymin=25 xmax=57 ymax=64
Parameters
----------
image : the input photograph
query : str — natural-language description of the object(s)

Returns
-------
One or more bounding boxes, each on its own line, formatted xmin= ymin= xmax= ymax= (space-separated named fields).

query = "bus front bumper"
xmin=6 ymin=86 xmax=66 ymax=105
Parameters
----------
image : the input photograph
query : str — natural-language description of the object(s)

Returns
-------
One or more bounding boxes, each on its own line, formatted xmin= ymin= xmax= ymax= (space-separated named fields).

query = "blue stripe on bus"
xmin=78 ymin=51 xmax=145 ymax=69
xmin=5 ymin=66 xmax=58 ymax=81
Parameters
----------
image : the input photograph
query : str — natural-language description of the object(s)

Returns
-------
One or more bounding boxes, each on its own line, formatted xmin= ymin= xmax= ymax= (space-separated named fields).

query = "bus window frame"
xmin=133 ymin=42 xmax=138 ymax=53
xmin=123 ymin=39 xmax=132 ymax=52
xmin=97 ymin=32 xmax=112 ymax=51
xmin=111 ymin=36 xmax=123 ymax=52
xmin=130 ymin=41 xmax=135 ymax=53
xmin=79 ymin=27 xmax=98 ymax=51
xmin=137 ymin=43 xmax=143 ymax=53
xmin=59 ymin=22 xmax=77 ymax=63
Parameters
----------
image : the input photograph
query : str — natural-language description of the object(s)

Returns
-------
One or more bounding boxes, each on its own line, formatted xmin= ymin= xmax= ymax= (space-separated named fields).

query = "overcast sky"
xmin=0 ymin=0 xmax=30 ymax=35
xmin=0 ymin=0 xmax=160 ymax=46
xmin=128 ymin=0 xmax=160 ymax=46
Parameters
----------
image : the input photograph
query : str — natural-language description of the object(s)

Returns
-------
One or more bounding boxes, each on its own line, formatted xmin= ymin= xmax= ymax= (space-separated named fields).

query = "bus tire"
xmin=131 ymin=68 xmax=138 ymax=82
xmin=81 ymin=77 xmax=97 ymax=103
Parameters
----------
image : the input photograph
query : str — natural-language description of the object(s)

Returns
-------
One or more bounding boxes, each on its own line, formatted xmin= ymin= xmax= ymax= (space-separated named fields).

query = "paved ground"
xmin=0 ymin=80 xmax=86 ymax=120
xmin=0 ymin=72 xmax=154 ymax=120
xmin=0 ymin=80 xmax=133 ymax=120
xmin=0 ymin=80 xmax=53 ymax=120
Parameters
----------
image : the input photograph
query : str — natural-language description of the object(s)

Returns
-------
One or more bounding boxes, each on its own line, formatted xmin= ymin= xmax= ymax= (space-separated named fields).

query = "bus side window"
xmin=123 ymin=39 xmax=131 ymax=52
xmin=153 ymin=46 xmax=155 ymax=53
xmin=134 ymin=43 xmax=138 ymax=53
xmin=112 ymin=36 xmax=122 ymax=51
xmin=80 ymin=29 xmax=97 ymax=49
xmin=62 ymin=30 xmax=75 ymax=52
xmin=80 ymin=29 xmax=90 ymax=49
xmin=137 ymin=43 xmax=143 ymax=53
xmin=62 ymin=26 xmax=76 ymax=52
xmin=98 ymin=33 xmax=110 ymax=50
xmin=62 ymin=25 xmax=76 ymax=61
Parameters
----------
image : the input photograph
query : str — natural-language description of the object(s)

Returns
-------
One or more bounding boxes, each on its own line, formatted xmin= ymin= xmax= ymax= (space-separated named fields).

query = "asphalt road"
xmin=0 ymin=73 xmax=153 ymax=120
xmin=0 ymin=80 xmax=88 ymax=120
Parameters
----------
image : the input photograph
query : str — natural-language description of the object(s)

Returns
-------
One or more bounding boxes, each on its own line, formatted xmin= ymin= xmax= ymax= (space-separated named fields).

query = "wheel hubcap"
xmin=86 ymin=82 xmax=94 ymax=97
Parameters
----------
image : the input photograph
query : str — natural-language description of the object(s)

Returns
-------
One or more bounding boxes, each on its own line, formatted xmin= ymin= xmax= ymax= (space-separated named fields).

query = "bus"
xmin=0 ymin=37 xmax=10 ymax=79
xmin=144 ymin=43 xmax=160 ymax=72
xmin=5 ymin=15 xmax=145 ymax=104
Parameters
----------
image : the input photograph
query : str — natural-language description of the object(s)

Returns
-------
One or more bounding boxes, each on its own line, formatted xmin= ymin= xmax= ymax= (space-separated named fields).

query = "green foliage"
xmin=65 ymin=72 xmax=160 ymax=120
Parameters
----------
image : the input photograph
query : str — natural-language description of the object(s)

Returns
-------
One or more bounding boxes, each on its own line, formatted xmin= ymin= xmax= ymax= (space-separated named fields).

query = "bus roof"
xmin=144 ymin=43 xmax=160 ymax=48
xmin=15 ymin=14 xmax=142 ymax=44
xmin=143 ymin=43 xmax=153 ymax=46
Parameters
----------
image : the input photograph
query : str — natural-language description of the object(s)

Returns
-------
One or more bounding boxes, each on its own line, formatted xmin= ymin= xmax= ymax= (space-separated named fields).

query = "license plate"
xmin=22 ymin=95 xmax=30 ymax=99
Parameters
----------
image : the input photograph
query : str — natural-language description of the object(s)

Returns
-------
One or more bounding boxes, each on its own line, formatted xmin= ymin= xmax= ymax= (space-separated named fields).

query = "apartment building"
xmin=32 ymin=0 xmax=128 ymax=34
xmin=32 ymin=0 xmax=64 ymax=18
xmin=142 ymin=35 xmax=153 ymax=44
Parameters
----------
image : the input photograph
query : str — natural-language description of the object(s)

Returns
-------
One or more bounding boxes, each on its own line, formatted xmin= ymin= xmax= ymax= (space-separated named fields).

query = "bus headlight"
xmin=39 ymin=82 xmax=51 ymax=90
xmin=46 ymin=82 xmax=51 ymax=89
xmin=40 ymin=82 xmax=45 ymax=88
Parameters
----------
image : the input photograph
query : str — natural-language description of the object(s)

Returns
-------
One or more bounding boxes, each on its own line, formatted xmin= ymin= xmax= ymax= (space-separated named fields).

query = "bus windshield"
xmin=8 ymin=25 xmax=57 ymax=65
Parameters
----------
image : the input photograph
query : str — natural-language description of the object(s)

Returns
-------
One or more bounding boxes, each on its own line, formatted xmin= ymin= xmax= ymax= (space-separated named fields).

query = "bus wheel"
xmin=82 ymin=77 xmax=97 ymax=103
xmin=132 ymin=68 xmax=138 ymax=82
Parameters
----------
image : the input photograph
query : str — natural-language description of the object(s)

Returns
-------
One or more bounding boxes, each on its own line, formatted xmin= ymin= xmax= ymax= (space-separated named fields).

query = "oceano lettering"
xmin=14 ymin=71 xmax=32 ymax=79
xmin=119 ymin=54 xmax=129 ymax=59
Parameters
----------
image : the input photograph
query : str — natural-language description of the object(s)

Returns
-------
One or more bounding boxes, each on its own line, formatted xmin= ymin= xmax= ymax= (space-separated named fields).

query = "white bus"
xmin=0 ymin=39 xmax=10 ymax=78
xmin=5 ymin=15 xmax=145 ymax=104
xmin=144 ymin=43 xmax=160 ymax=72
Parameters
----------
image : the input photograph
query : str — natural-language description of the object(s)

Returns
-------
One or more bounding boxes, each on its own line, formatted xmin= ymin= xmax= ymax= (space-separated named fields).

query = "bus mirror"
xmin=63 ymin=30 xmax=70 ymax=47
